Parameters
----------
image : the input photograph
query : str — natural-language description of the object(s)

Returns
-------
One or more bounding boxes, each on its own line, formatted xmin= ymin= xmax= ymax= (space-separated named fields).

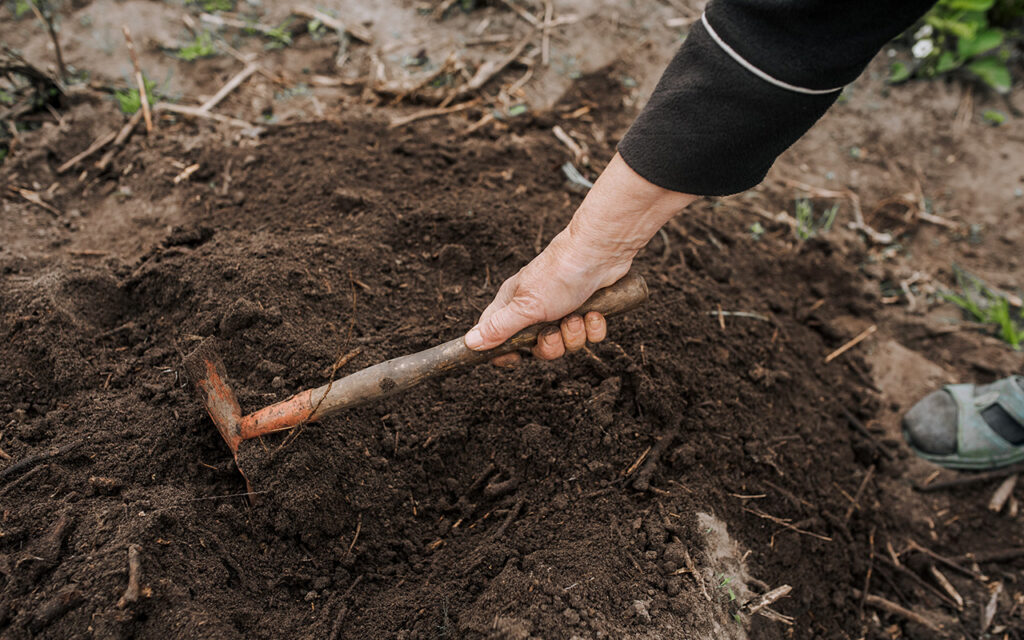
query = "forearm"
xmin=558 ymin=153 xmax=698 ymax=271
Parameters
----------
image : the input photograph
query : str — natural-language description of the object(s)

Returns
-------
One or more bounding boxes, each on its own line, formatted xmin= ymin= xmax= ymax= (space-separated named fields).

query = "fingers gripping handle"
xmin=470 ymin=272 xmax=649 ymax=362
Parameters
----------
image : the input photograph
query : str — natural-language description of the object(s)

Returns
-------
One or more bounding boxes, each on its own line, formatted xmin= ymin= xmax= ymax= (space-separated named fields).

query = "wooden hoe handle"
xmin=237 ymin=272 xmax=649 ymax=440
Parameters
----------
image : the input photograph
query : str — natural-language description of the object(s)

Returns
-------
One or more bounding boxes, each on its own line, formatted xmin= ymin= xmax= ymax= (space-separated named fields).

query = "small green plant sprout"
xmin=115 ymin=75 xmax=158 ymax=114
xmin=259 ymin=19 xmax=294 ymax=49
xmin=943 ymin=265 xmax=1024 ymax=349
xmin=891 ymin=0 xmax=1020 ymax=93
xmin=982 ymin=108 xmax=1006 ymax=125
xmin=307 ymin=17 xmax=328 ymax=40
xmin=186 ymin=0 xmax=234 ymax=12
xmin=177 ymin=32 xmax=217 ymax=61
xmin=14 ymin=0 xmax=32 ymax=18
xmin=749 ymin=221 xmax=766 ymax=240
xmin=793 ymin=198 xmax=840 ymax=241
xmin=717 ymin=575 xmax=738 ymax=602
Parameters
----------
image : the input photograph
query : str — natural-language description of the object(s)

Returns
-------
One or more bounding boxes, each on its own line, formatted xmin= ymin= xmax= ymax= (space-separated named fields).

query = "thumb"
xmin=464 ymin=301 xmax=536 ymax=351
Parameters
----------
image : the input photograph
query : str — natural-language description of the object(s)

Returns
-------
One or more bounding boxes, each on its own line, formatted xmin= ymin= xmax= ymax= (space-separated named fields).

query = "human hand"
xmin=463 ymin=230 xmax=628 ymax=365
xmin=463 ymin=153 xmax=697 ymax=364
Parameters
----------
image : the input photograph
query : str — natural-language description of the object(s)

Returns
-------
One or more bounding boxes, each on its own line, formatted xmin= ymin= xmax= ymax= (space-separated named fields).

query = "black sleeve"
xmin=617 ymin=0 xmax=937 ymax=196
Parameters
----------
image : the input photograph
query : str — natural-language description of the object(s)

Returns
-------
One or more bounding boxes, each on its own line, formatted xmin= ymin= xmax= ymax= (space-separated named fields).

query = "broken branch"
xmin=116 ymin=544 xmax=142 ymax=607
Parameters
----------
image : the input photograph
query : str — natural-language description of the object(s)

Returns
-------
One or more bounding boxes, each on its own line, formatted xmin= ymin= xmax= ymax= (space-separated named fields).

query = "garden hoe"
xmin=184 ymin=272 xmax=649 ymax=492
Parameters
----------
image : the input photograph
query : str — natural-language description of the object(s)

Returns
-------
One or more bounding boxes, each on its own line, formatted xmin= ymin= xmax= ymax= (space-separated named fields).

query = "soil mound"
xmin=0 ymin=73 xmax=974 ymax=639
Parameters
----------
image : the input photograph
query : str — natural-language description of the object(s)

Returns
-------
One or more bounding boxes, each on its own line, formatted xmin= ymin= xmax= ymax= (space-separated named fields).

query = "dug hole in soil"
xmin=0 ymin=71 xmax=1004 ymax=639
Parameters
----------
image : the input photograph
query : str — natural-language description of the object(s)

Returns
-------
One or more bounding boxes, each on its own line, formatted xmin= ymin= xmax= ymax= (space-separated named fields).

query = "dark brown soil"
xmin=2 ymin=68 xmax=1023 ymax=640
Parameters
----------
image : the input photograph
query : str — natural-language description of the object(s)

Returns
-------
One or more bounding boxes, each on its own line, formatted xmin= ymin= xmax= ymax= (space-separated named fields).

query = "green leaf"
xmin=982 ymin=109 xmax=1006 ymax=125
xmin=507 ymin=104 xmax=528 ymax=117
xmin=957 ymin=28 xmax=1004 ymax=58
xmin=966 ymin=57 xmax=1012 ymax=93
xmin=888 ymin=61 xmax=911 ymax=84
xmin=943 ymin=0 xmax=995 ymax=10
xmin=115 ymin=76 xmax=158 ymax=114
xmin=177 ymin=32 xmax=217 ymax=61
xmin=935 ymin=50 xmax=960 ymax=73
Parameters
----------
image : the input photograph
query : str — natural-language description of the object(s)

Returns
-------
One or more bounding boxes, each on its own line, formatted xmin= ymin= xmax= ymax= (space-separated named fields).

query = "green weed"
xmin=258 ymin=19 xmax=294 ymax=49
xmin=794 ymin=198 xmax=839 ymax=241
xmin=186 ymin=0 xmax=233 ymax=12
xmin=115 ymin=76 xmax=158 ymax=114
xmin=749 ymin=221 xmax=766 ymax=240
xmin=982 ymin=108 xmax=1007 ymax=125
xmin=177 ymin=32 xmax=217 ymax=61
xmin=891 ymin=0 xmax=1021 ymax=93
xmin=943 ymin=265 xmax=1024 ymax=349
xmin=13 ymin=0 xmax=31 ymax=18
xmin=717 ymin=575 xmax=738 ymax=602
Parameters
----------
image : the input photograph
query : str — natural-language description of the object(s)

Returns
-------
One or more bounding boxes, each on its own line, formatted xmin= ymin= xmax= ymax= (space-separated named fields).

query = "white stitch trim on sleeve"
xmin=700 ymin=13 xmax=843 ymax=96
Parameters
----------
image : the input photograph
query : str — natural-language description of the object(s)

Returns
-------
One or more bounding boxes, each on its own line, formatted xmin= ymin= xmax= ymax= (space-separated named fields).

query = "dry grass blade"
xmin=742 ymin=507 xmax=833 ymax=542
xmin=388 ymin=101 xmax=478 ymax=129
xmin=293 ymin=6 xmax=373 ymax=44
xmin=825 ymin=325 xmax=877 ymax=363
xmin=200 ymin=63 xmax=259 ymax=113
xmin=153 ymin=102 xmax=257 ymax=128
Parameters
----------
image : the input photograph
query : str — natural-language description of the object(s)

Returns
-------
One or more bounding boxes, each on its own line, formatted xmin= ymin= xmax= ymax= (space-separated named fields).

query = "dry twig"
xmin=855 ymin=590 xmax=948 ymax=635
xmin=293 ymin=6 xmax=373 ymax=44
xmin=843 ymin=465 xmax=875 ymax=524
xmin=200 ymin=63 xmax=259 ymax=113
xmin=928 ymin=566 xmax=963 ymax=609
xmin=121 ymin=26 xmax=153 ymax=133
xmin=916 ymin=462 xmax=1024 ymax=492
xmin=742 ymin=507 xmax=832 ymax=542
xmin=26 ymin=0 xmax=66 ymax=82
xmin=57 ymin=130 xmax=117 ymax=174
xmin=153 ymin=102 xmax=257 ymax=128
xmin=388 ymin=101 xmax=478 ymax=129
xmin=12 ymin=187 xmax=61 ymax=216
xmin=117 ymin=544 xmax=142 ymax=607
xmin=96 ymin=110 xmax=144 ymax=171
xmin=743 ymin=585 xmax=792 ymax=615
xmin=825 ymin=325 xmax=877 ymax=363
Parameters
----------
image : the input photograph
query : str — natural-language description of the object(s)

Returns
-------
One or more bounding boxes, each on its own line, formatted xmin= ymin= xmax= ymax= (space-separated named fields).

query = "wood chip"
xmin=929 ymin=566 xmax=963 ymax=609
xmin=988 ymin=473 xmax=1017 ymax=513
xmin=173 ymin=163 xmax=200 ymax=184
xmin=981 ymin=581 xmax=1002 ymax=633
xmin=14 ymin=188 xmax=61 ymax=216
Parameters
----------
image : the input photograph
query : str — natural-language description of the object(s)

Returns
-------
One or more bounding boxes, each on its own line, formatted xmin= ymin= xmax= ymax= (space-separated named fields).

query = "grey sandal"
xmin=903 ymin=376 xmax=1024 ymax=470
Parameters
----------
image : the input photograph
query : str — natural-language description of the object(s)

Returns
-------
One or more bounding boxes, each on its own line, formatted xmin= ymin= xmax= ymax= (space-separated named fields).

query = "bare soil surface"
xmin=3 ymin=1 xmax=1024 ymax=639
